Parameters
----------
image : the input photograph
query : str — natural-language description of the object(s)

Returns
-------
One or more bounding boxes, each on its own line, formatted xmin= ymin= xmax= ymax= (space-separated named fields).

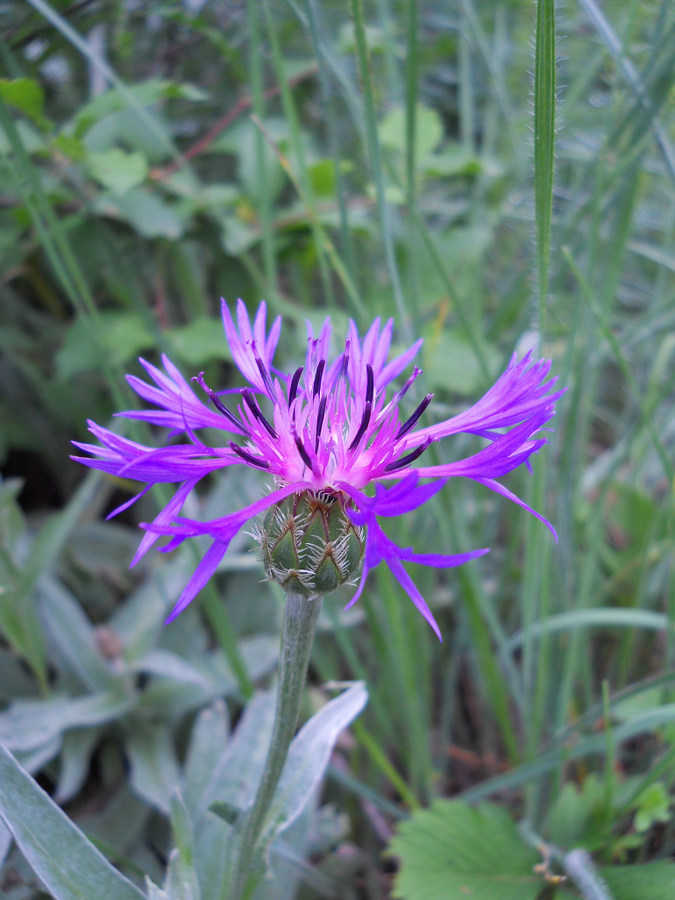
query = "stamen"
xmin=394 ymin=367 xmax=421 ymax=402
xmin=229 ymin=441 xmax=270 ymax=469
xmin=315 ymin=395 xmax=327 ymax=451
xmin=384 ymin=438 xmax=432 ymax=472
xmin=348 ymin=364 xmax=374 ymax=451
xmin=242 ymin=388 xmax=278 ymax=439
xmin=251 ymin=340 xmax=275 ymax=395
xmin=313 ymin=359 xmax=326 ymax=397
xmin=294 ymin=433 xmax=314 ymax=471
xmin=193 ymin=373 xmax=246 ymax=433
xmin=365 ymin=364 xmax=374 ymax=403
xmin=341 ymin=343 xmax=350 ymax=379
xmin=288 ymin=366 xmax=303 ymax=405
xmin=396 ymin=394 xmax=434 ymax=440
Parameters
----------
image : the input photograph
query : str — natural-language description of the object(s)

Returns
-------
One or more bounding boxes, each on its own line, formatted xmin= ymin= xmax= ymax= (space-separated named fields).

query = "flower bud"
xmin=259 ymin=490 xmax=364 ymax=597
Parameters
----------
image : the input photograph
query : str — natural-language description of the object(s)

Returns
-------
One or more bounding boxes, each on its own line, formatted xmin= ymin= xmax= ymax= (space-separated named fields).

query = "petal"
xmin=130 ymin=478 xmax=200 ymax=566
xmin=406 ymin=354 xmax=564 ymax=446
xmin=164 ymin=540 xmax=227 ymax=623
xmin=386 ymin=557 xmax=443 ymax=641
xmin=472 ymin=477 xmax=558 ymax=540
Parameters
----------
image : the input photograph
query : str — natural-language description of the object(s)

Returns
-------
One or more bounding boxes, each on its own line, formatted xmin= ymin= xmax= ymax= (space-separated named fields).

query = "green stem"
xmin=229 ymin=591 xmax=322 ymax=900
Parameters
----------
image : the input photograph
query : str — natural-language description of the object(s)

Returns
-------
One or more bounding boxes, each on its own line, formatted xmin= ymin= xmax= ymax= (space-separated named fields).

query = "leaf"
xmin=75 ymin=79 xmax=207 ymax=135
xmin=424 ymin=331 xmax=489 ymax=397
xmin=94 ymin=188 xmax=185 ymax=238
xmin=0 ymin=78 xmax=49 ymax=130
xmin=262 ymin=683 xmax=368 ymax=841
xmin=190 ymin=692 xmax=276 ymax=900
xmin=0 ymin=818 xmax=11 ymax=869
xmin=163 ymin=317 xmax=233 ymax=366
xmin=126 ymin=722 xmax=181 ymax=814
xmin=161 ymin=793 xmax=201 ymax=900
xmin=0 ymin=690 xmax=134 ymax=753
xmin=55 ymin=728 xmax=100 ymax=804
xmin=0 ymin=743 xmax=145 ymax=900
xmin=632 ymin=782 xmax=671 ymax=832
xmin=389 ymin=800 xmax=543 ymax=900
xmin=38 ymin=576 xmax=118 ymax=692
xmin=131 ymin=649 xmax=214 ymax=691
xmin=380 ymin=104 xmax=443 ymax=161
xmin=600 ymin=862 xmax=675 ymax=900
xmin=182 ymin=700 xmax=230 ymax=817
xmin=88 ymin=148 xmax=149 ymax=195
xmin=56 ymin=311 xmax=155 ymax=379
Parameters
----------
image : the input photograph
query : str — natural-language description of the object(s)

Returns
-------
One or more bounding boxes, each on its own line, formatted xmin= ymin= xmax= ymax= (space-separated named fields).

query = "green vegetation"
xmin=0 ymin=1 xmax=673 ymax=897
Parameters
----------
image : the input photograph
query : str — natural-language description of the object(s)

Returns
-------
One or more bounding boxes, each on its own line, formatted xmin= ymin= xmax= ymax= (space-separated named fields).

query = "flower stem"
xmin=229 ymin=591 xmax=322 ymax=900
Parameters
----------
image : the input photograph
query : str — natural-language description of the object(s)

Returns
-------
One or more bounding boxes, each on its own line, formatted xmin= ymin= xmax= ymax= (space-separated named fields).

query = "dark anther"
xmin=348 ymin=364 xmax=374 ymax=451
xmin=288 ymin=366 xmax=303 ymax=405
xmin=313 ymin=359 xmax=326 ymax=397
xmin=242 ymin=388 xmax=278 ymax=439
xmin=365 ymin=364 xmax=374 ymax=403
xmin=229 ymin=442 xmax=270 ymax=469
xmin=251 ymin=340 xmax=275 ymax=395
xmin=294 ymin=434 xmax=314 ymax=471
xmin=396 ymin=394 xmax=434 ymax=440
xmin=393 ymin=367 xmax=421 ymax=405
xmin=315 ymin=395 xmax=327 ymax=451
xmin=340 ymin=346 xmax=350 ymax=378
xmin=193 ymin=373 xmax=246 ymax=433
xmin=384 ymin=439 xmax=432 ymax=472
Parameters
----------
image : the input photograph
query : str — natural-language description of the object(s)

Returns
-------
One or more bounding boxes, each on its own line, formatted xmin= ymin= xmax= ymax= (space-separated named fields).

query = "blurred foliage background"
xmin=0 ymin=0 xmax=674 ymax=898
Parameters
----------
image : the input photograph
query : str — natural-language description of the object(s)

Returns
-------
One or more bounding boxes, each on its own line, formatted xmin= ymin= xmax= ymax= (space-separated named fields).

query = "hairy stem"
xmin=228 ymin=591 xmax=322 ymax=900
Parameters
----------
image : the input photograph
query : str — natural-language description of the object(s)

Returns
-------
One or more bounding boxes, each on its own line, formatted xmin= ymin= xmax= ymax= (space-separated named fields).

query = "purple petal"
xmin=164 ymin=540 xmax=227 ymax=623
xmin=130 ymin=478 xmax=200 ymax=567
xmin=386 ymin=557 xmax=443 ymax=641
xmin=473 ymin=477 xmax=558 ymax=540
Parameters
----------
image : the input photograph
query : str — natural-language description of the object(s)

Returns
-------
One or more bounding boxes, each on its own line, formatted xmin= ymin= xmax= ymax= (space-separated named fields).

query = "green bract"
xmin=259 ymin=491 xmax=365 ymax=597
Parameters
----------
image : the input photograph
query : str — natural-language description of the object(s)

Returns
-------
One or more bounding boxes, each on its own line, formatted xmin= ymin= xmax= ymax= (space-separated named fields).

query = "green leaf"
xmin=600 ymin=862 xmax=675 ymax=900
xmin=632 ymin=783 xmax=671 ymax=833
xmin=0 ymin=743 xmax=145 ymax=900
xmin=126 ymin=722 xmax=181 ymax=814
xmin=0 ymin=690 xmax=134 ymax=753
xmin=182 ymin=700 xmax=230 ymax=817
xmin=262 ymin=682 xmax=368 ymax=841
xmin=38 ymin=576 xmax=118 ymax=692
xmin=56 ymin=311 xmax=155 ymax=379
xmin=380 ymin=104 xmax=443 ymax=162
xmin=389 ymin=800 xmax=543 ymax=900
xmin=75 ymin=79 xmax=207 ymax=131
xmin=209 ymin=801 xmax=240 ymax=825
xmin=95 ymin=188 xmax=185 ymax=238
xmin=307 ymin=159 xmax=336 ymax=197
xmin=543 ymin=775 xmax=607 ymax=850
xmin=88 ymin=148 xmax=149 ymax=195
xmin=0 ymin=78 xmax=49 ymax=130
xmin=190 ymin=692 xmax=276 ymax=899
xmin=164 ymin=317 xmax=233 ymax=366
xmin=163 ymin=793 xmax=201 ymax=900
xmin=424 ymin=331 xmax=490 ymax=397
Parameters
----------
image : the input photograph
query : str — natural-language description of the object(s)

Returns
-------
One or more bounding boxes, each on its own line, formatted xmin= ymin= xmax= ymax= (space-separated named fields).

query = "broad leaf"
xmin=88 ymin=148 xmax=148 ymax=195
xmin=389 ymin=800 xmax=543 ymax=900
xmin=601 ymin=862 xmax=675 ymax=900
xmin=262 ymin=682 xmax=368 ymax=841
xmin=0 ymin=743 xmax=145 ymax=900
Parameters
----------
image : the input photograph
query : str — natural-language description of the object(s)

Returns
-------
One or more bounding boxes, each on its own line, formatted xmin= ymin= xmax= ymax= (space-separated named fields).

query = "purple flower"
xmin=73 ymin=300 xmax=563 ymax=640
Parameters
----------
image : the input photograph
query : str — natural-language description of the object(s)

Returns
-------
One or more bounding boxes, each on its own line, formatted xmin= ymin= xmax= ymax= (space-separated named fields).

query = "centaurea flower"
xmin=73 ymin=300 xmax=563 ymax=640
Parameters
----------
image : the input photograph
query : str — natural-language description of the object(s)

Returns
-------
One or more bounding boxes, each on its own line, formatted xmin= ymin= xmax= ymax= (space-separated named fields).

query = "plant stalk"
xmin=229 ymin=591 xmax=322 ymax=900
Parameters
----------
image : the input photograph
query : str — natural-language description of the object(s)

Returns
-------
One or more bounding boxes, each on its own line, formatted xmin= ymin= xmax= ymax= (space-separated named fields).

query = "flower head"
xmin=73 ymin=300 xmax=563 ymax=640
